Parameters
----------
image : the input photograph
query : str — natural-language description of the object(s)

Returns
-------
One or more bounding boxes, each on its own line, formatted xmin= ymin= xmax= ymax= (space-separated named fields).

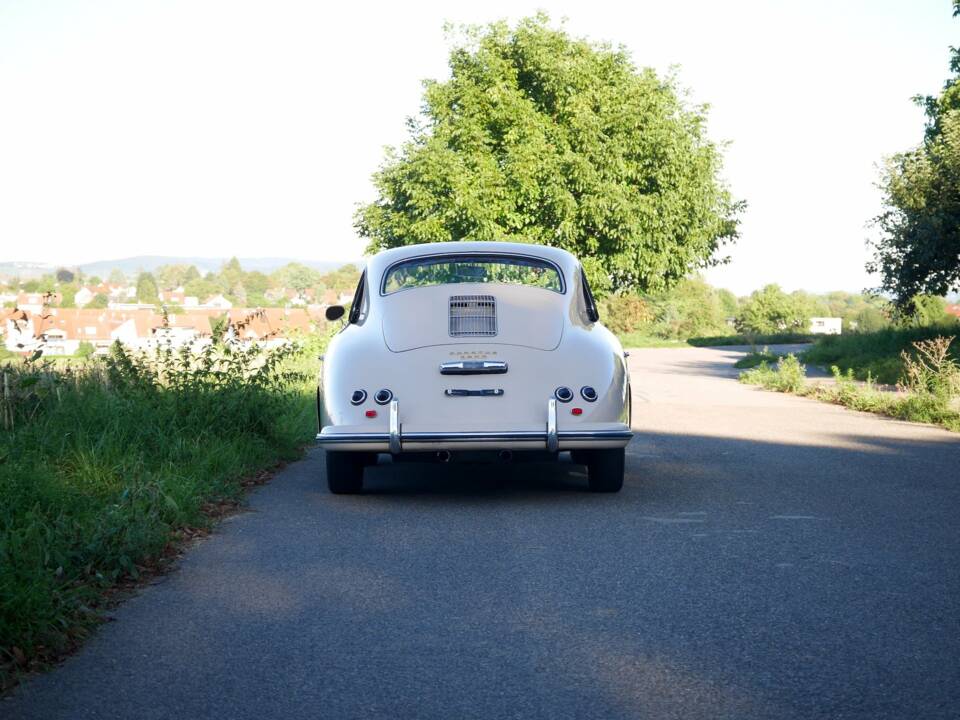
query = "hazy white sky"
xmin=0 ymin=0 xmax=954 ymax=293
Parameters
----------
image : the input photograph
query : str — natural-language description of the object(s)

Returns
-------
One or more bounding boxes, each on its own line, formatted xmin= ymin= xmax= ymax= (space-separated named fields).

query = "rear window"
xmin=382 ymin=254 xmax=563 ymax=295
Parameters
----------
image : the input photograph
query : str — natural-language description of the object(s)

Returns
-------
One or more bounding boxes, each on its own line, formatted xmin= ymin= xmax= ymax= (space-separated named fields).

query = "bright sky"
xmin=0 ymin=0 xmax=954 ymax=294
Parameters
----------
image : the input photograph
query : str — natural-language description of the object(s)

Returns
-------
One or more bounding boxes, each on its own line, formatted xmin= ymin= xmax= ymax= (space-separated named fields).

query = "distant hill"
xmin=0 ymin=256 xmax=359 ymax=281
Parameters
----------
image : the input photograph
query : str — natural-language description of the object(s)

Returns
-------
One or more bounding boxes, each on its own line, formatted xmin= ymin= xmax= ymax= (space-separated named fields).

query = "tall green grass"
xmin=0 ymin=338 xmax=319 ymax=686
xmin=803 ymin=323 xmax=960 ymax=384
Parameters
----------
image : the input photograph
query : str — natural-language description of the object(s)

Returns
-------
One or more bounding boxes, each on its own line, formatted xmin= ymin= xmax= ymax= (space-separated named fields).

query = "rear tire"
xmin=326 ymin=451 xmax=373 ymax=494
xmin=583 ymin=448 xmax=624 ymax=493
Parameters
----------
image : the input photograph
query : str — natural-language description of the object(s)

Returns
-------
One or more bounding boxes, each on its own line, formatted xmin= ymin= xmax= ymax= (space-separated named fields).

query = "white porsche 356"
xmin=316 ymin=241 xmax=632 ymax=493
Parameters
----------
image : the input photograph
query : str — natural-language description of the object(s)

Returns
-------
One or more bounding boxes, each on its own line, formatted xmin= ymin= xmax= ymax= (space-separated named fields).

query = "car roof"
xmin=365 ymin=242 xmax=580 ymax=284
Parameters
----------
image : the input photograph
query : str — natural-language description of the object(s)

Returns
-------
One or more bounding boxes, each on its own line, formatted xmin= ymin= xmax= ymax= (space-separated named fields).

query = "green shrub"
xmin=804 ymin=323 xmax=959 ymax=384
xmin=600 ymin=294 xmax=653 ymax=335
xmin=742 ymin=336 xmax=960 ymax=433
xmin=74 ymin=341 xmax=95 ymax=359
xmin=739 ymin=354 xmax=807 ymax=393
xmin=734 ymin=347 xmax=783 ymax=369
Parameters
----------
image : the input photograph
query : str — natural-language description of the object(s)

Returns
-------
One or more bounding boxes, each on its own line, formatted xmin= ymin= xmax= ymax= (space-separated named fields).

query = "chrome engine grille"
xmin=449 ymin=295 xmax=497 ymax=337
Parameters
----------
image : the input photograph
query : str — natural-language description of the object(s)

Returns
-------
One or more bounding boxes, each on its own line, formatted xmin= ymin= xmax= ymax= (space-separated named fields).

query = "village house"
xmin=2 ymin=306 xmax=321 ymax=356
xmin=15 ymin=292 xmax=63 ymax=314
xmin=809 ymin=317 xmax=842 ymax=335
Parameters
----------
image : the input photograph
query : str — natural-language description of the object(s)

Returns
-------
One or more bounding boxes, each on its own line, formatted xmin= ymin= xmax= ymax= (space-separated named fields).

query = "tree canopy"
xmin=355 ymin=15 xmax=742 ymax=295
xmin=734 ymin=285 xmax=812 ymax=335
xmin=868 ymin=2 xmax=960 ymax=307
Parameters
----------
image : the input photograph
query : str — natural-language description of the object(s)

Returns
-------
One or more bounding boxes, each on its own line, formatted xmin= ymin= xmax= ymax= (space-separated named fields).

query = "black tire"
xmin=584 ymin=448 xmax=624 ymax=493
xmin=326 ymin=451 xmax=373 ymax=494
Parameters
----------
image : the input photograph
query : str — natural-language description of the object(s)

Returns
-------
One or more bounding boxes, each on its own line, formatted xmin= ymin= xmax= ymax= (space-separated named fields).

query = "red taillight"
xmin=365 ymin=410 xmax=377 ymax=418
xmin=571 ymin=407 xmax=583 ymax=416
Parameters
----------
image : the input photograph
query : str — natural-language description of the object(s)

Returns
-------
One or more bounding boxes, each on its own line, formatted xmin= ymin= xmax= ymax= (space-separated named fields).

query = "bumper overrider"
xmin=316 ymin=399 xmax=633 ymax=453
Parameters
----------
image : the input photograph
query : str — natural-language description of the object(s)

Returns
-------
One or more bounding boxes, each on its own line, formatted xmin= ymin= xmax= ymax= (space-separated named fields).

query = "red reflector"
xmin=571 ymin=407 xmax=583 ymax=416
xmin=365 ymin=410 xmax=377 ymax=418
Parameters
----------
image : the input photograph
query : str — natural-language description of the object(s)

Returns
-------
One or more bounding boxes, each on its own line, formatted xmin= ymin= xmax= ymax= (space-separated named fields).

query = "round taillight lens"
xmin=374 ymin=389 xmax=393 ymax=405
xmin=580 ymin=386 xmax=597 ymax=402
xmin=350 ymin=390 xmax=367 ymax=405
xmin=555 ymin=386 xmax=573 ymax=402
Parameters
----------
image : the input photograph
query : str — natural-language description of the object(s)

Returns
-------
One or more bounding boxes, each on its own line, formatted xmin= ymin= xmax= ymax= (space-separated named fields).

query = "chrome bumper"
xmin=316 ymin=396 xmax=632 ymax=452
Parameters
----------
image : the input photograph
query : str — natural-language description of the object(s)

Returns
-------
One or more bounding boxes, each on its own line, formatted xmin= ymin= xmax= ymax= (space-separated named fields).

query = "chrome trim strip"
xmin=314 ymin=429 xmax=633 ymax=445
xmin=439 ymin=360 xmax=508 ymax=375
xmin=444 ymin=388 xmax=504 ymax=397
xmin=389 ymin=399 xmax=401 ymax=454
xmin=315 ymin=433 xmax=390 ymax=443
xmin=546 ymin=398 xmax=558 ymax=453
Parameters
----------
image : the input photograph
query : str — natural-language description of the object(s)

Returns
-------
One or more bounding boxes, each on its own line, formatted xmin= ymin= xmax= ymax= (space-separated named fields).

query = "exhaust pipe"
xmin=436 ymin=450 xmax=452 ymax=463
xmin=498 ymin=449 xmax=513 ymax=462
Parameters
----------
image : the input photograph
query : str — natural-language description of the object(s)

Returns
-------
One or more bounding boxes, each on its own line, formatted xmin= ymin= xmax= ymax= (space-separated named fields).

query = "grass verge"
xmin=0 ymin=338 xmax=320 ymax=689
xmin=617 ymin=332 xmax=692 ymax=348
xmin=738 ymin=340 xmax=960 ymax=432
xmin=688 ymin=332 xmax=815 ymax=347
xmin=803 ymin=323 xmax=960 ymax=384
xmin=733 ymin=348 xmax=786 ymax=369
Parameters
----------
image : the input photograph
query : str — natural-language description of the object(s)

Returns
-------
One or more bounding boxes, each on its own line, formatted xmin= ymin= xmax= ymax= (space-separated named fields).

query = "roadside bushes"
xmin=739 ymin=337 xmax=960 ymax=432
xmin=0 ymin=339 xmax=317 ymax=685
xmin=739 ymin=354 xmax=807 ymax=393
xmin=804 ymin=323 xmax=959 ymax=384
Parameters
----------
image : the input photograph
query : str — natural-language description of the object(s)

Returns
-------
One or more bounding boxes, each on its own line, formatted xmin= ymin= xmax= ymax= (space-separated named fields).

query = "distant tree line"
xmin=601 ymin=279 xmax=957 ymax=342
xmin=0 ymin=259 xmax=361 ymax=309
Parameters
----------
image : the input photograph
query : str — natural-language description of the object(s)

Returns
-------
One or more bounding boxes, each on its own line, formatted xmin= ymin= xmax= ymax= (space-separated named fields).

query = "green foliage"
xmin=735 ymin=284 xmax=812 ymax=335
xmin=599 ymin=294 xmax=654 ymax=336
xmin=743 ymin=337 xmax=960 ymax=433
xmin=645 ymin=276 xmax=732 ymax=340
xmin=0 ymin=337 xmax=321 ymax=680
xmin=155 ymin=263 xmax=200 ymax=289
xmin=184 ymin=277 xmax=218 ymax=301
xmin=107 ymin=269 xmax=127 ymax=285
xmin=55 ymin=268 xmax=74 ymax=283
xmin=88 ymin=293 xmax=109 ymax=309
xmin=57 ymin=283 xmax=78 ymax=308
xmin=868 ymin=5 xmax=960 ymax=307
xmin=74 ymin=341 xmax=95 ymax=359
xmin=853 ymin=306 xmax=889 ymax=333
xmin=733 ymin=347 xmax=784 ymax=369
xmin=272 ymin=263 xmax=322 ymax=294
xmin=687 ymin=332 xmax=815 ymax=346
xmin=902 ymin=295 xmax=951 ymax=327
xmin=804 ymin=323 xmax=959 ymax=384
xmin=716 ymin=288 xmax=739 ymax=317
xmin=355 ymin=14 xmax=742 ymax=294
xmin=602 ymin=276 xmax=735 ymax=342
xmin=739 ymin=354 xmax=807 ymax=393
xmin=135 ymin=273 xmax=159 ymax=304
xmin=898 ymin=335 xmax=960 ymax=402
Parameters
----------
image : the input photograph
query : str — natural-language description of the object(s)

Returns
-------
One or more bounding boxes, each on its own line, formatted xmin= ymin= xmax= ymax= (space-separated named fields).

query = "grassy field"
xmin=0 ymin=338 xmax=321 ymax=687
xmin=802 ymin=324 xmax=959 ymax=384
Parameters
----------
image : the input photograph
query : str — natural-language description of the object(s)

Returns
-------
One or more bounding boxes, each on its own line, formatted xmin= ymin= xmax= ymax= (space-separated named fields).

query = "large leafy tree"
xmin=734 ymin=284 xmax=811 ymax=335
xmin=868 ymin=2 xmax=960 ymax=308
xmin=355 ymin=15 xmax=743 ymax=294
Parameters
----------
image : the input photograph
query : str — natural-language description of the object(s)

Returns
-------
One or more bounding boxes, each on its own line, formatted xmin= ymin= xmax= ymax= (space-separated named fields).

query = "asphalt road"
xmin=6 ymin=346 xmax=960 ymax=720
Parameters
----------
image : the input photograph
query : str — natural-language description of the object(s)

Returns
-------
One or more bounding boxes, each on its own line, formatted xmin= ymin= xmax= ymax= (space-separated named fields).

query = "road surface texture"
xmin=6 ymin=346 xmax=960 ymax=720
